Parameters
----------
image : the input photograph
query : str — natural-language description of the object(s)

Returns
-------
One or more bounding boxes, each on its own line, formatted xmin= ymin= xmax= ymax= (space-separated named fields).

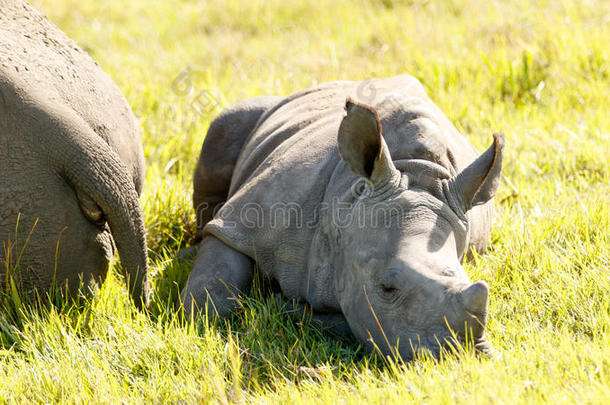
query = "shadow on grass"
xmin=149 ymin=249 xmax=378 ymax=383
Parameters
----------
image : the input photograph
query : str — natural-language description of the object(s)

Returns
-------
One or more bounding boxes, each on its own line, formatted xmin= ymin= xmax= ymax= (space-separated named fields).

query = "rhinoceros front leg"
xmin=180 ymin=236 xmax=253 ymax=319
xmin=278 ymin=297 xmax=352 ymax=336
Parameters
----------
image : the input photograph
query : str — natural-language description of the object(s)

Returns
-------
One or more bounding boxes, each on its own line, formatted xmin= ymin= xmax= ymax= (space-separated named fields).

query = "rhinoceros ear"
xmin=448 ymin=133 xmax=505 ymax=212
xmin=338 ymin=98 xmax=396 ymax=186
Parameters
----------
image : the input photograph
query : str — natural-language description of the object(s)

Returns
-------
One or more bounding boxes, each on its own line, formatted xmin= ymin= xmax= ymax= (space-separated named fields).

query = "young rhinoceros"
xmin=182 ymin=74 xmax=504 ymax=360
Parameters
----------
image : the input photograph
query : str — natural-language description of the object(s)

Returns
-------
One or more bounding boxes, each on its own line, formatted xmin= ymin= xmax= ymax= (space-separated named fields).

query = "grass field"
xmin=1 ymin=0 xmax=609 ymax=402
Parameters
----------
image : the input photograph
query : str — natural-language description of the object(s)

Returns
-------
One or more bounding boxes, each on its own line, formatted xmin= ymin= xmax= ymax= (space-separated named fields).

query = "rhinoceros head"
xmin=333 ymin=99 xmax=504 ymax=361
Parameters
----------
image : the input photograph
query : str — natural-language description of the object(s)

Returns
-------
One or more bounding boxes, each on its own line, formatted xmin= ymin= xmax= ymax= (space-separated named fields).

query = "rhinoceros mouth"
xmin=414 ymin=334 xmax=492 ymax=361
xmin=389 ymin=333 xmax=492 ymax=362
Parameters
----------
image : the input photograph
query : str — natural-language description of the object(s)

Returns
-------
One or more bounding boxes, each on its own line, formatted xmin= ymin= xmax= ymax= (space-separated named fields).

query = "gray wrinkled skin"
xmin=0 ymin=1 xmax=148 ymax=308
xmin=182 ymin=75 xmax=504 ymax=360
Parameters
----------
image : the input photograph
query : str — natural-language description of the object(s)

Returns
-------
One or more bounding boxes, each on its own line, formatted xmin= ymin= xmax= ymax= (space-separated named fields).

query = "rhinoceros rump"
xmin=182 ymin=75 xmax=503 ymax=361
xmin=0 ymin=0 xmax=148 ymax=308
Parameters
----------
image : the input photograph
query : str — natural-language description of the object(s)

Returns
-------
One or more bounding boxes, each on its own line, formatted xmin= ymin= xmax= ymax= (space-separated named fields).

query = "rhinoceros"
xmin=0 ymin=0 xmax=148 ymax=307
xmin=181 ymin=74 xmax=504 ymax=360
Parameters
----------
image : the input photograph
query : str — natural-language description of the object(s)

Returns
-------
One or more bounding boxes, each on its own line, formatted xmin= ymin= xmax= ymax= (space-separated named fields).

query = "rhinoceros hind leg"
xmin=180 ymin=236 xmax=253 ymax=319
xmin=193 ymin=96 xmax=281 ymax=240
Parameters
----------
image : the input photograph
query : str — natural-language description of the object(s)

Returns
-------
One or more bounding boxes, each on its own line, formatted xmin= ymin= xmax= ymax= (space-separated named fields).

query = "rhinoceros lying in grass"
xmin=0 ymin=0 xmax=148 ymax=307
xmin=182 ymin=75 xmax=504 ymax=360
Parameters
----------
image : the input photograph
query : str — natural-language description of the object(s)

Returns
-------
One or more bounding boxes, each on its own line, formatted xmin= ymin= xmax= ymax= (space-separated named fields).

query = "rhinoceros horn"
xmin=460 ymin=280 xmax=489 ymax=316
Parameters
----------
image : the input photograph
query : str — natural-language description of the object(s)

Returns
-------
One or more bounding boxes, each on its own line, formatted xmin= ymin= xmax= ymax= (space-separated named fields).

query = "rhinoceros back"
xmin=0 ymin=0 xmax=144 ymax=192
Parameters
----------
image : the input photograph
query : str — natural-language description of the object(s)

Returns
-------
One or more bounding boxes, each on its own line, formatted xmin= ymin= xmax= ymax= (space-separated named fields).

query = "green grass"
xmin=1 ymin=0 xmax=609 ymax=402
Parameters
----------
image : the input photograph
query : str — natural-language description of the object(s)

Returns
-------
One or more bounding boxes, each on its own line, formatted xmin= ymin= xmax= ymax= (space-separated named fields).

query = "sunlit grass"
xmin=1 ymin=0 xmax=608 ymax=402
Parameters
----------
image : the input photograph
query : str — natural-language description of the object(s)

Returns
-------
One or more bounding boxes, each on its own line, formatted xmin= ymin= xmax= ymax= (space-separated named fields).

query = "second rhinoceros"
xmin=181 ymin=74 xmax=504 ymax=360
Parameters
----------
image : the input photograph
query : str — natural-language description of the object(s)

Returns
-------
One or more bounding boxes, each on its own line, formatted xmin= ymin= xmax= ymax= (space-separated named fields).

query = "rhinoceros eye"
xmin=381 ymin=284 xmax=398 ymax=297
